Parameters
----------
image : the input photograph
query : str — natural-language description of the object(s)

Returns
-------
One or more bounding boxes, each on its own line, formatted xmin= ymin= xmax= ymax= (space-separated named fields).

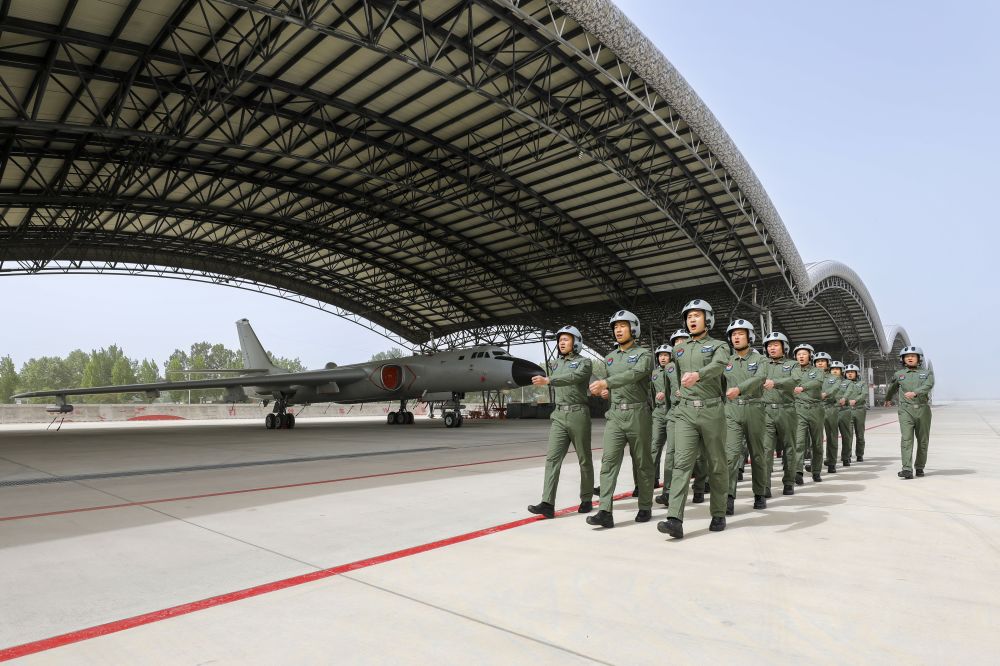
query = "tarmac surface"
xmin=1 ymin=402 xmax=998 ymax=664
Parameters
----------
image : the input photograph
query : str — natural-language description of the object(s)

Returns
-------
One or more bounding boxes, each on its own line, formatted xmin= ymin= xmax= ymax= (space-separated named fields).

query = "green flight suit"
xmin=724 ymin=349 xmax=767 ymax=498
xmin=761 ymin=357 xmax=798 ymax=488
xmin=651 ymin=365 xmax=670 ymax=484
xmin=540 ymin=352 xmax=595 ymax=504
xmin=660 ymin=364 xmax=681 ymax=497
xmin=593 ymin=344 xmax=654 ymax=511
xmin=791 ymin=363 xmax=824 ymax=477
xmin=885 ymin=366 xmax=935 ymax=471
xmin=848 ymin=379 xmax=869 ymax=459
xmin=836 ymin=377 xmax=863 ymax=463
xmin=666 ymin=334 xmax=730 ymax=521
xmin=820 ymin=370 xmax=845 ymax=467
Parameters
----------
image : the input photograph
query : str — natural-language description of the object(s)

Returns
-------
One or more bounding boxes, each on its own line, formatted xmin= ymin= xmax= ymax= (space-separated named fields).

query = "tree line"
xmin=0 ymin=343 xmax=304 ymax=404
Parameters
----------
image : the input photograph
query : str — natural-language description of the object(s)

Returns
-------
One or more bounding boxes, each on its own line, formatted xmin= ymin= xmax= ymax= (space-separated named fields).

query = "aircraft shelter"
xmin=0 ymin=0 xmax=911 ymax=378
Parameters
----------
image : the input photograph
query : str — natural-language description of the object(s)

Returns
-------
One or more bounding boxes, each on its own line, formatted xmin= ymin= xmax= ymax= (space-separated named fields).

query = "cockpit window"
xmin=493 ymin=354 xmax=515 ymax=361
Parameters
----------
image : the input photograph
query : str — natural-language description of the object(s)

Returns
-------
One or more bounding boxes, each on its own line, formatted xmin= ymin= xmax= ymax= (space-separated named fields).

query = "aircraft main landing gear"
xmin=387 ymin=400 xmax=414 ymax=425
xmin=264 ymin=401 xmax=295 ymax=430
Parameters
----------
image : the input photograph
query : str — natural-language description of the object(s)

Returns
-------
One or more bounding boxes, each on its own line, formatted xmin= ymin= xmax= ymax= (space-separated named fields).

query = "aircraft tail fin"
xmin=236 ymin=319 xmax=281 ymax=373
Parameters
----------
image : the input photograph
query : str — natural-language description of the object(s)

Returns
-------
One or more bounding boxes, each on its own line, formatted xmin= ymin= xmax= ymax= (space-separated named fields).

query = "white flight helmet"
xmin=554 ymin=325 xmax=583 ymax=354
xmin=792 ymin=343 xmax=815 ymax=359
xmin=762 ymin=331 xmax=789 ymax=356
xmin=813 ymin=351 xmax=832 ymax=363
xmin=830 ymin=360 xmax=845 ymax=371
xmin=654 ymin=344 xmax=673 ymax=358
xmin=899 ymin=345 xmax=924 ymax=363
xmin=609 ymin=309 xmax=640 ymax=339
xmin=845 ymin=363 xmax=861 ymax=374
xmin=681 ymin=299 xmax=715 ymax=329
xmin=725 ymin=319 xmax=756 ymax=345
xmin=669 ymin=328 xmax=690 ymax=346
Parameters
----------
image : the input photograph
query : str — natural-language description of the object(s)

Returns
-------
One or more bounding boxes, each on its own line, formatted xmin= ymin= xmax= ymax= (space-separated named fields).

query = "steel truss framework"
xmin=0 ymin=0 xmax=898 ymax=357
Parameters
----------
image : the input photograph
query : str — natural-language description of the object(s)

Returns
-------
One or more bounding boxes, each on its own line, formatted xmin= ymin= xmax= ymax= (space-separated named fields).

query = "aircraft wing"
xmin=11 ymin=367 xmax=370 ymax=400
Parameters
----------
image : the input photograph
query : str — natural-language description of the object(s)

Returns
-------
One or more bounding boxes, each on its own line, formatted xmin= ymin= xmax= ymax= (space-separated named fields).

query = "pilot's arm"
xmin=605 ymin=351 xmax=652 ymax=389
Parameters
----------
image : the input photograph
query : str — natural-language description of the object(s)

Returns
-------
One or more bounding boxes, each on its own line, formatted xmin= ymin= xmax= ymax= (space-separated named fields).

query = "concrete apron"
xmin=0 ymin=403 xmax=998 ymax=663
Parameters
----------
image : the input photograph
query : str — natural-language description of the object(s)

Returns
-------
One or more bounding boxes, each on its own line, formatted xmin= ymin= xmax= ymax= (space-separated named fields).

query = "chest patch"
xmin=919 ymin=373 xmax=927 ymax=379
xmin=827 ymin=378 xmax=836 ymax=385
xmin=701 ymin=345 xmax=714 ymax=353
xmin=568 ymin=362 xmax=579 ymax=369
xmin=627 ymin=354 xmax=638 ymax=365
xmin=748 ymin=362 xmax=758 ymax=371
xmin=898 ymin=374 xmax=905 ymax=381
xmin=808 ymin=371 xmax=817 ymax=379
xmin=782 ymin=365 xmax=792 ymax=374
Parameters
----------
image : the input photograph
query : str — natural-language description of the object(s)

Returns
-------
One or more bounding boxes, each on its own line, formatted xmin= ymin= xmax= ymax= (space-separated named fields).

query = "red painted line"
xmin=0 ymin=491 xmax=632 ymax=661
xmin=0 ymin=451 xmax=560 ymax=523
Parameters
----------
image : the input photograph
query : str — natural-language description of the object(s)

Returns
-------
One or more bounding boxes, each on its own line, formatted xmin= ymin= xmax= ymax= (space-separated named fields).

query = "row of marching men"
xmin=527 ymin=298 xmax=933 ymax=539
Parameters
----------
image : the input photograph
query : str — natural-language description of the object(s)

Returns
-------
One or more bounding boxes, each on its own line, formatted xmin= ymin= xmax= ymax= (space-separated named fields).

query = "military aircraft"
xmin=13 ymin=319 xmax=545 ymax=430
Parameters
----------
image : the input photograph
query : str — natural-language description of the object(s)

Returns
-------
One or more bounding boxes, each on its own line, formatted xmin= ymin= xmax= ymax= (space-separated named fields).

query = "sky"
xmin=2 ymin=1 xmax=997 ymax=399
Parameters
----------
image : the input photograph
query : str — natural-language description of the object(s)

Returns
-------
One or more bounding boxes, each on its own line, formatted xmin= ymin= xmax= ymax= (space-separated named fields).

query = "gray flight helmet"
xmin=681 ymin=298 xmax=715 ymax=330
xmin=555 ymin=325 xmax=583 ymax=354
xmin=762 ymin=331 xmax=790 ymax=357
xmin=725 ymin=318 xmax=756 ymax=345
xmin=609 ymin=309 xmax=640 ymax=340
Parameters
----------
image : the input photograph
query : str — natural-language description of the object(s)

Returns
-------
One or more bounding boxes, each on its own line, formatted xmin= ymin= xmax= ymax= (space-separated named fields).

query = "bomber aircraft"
xmin=13 ymin=319 xmax=545 ymax=430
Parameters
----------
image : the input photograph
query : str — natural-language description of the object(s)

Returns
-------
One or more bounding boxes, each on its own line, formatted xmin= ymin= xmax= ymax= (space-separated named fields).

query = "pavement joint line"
xmin=0 ymin=446 xmax=454 ymax=487
xmin=0 ymin=450 xmax=576 ymax=523
xmin=339 ymin=574 xmax=616 ymax=665
xmin=0 ymin=492 xmax=633 ymax=662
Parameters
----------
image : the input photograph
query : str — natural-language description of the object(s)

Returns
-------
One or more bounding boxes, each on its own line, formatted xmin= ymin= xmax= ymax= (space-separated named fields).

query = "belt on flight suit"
xmin=612 ymin=401 xmax=646 ymax=411
xmin=731 ymin=398 xmax=759 ymax=406
xmin=555 ymin=404 xmax=586 ymax=412
xmin=680 ymin=396 xmax=723 ymax=408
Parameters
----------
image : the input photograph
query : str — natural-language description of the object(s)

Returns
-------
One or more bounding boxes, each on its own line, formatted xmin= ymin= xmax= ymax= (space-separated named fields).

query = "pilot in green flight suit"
xmin=843 ymin=363 xmax=868 ymax=462
xmin=760 ymin=332 xmax=799 ymax=496
xmin=656 ymin=329 xmax=689 ymax=507
xmin=813 ymin=351 xmax=843 ymax=474
xmin=884 ymin=346 xmax=935 ymax=478
xmin=528 ymin=325 xmax=594 ymax=519
xmin=651 ymin=344 xmax=673 ymax=489
xmin=834 ymin=361 xmax=857 ymax=465
xmin=722 ymin=319 xmax=769 ymax=512
xmin=586 ymin=310 xmax=654 ymax=528
xmin=791 ymin=343 xmax=825 ymax=483
xmin=658 ymin=299 xmax=731 ymax=539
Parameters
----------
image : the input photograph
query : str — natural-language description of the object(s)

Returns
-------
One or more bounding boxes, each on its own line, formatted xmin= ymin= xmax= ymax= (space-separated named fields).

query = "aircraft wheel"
xmin=286 ymin=413 xmax=296 ymax=429
xmin=387 ymin=411 xmax=398 ymax=425
xmin=265 ymin=413 xmax=277 ymax=429
xmin=405 ymin=412 xmax=414 ymax=424
xmin=276 ymin=413 xmax=289 ymax=429
xmin=443 ymin=412 xmax=457 ymax=428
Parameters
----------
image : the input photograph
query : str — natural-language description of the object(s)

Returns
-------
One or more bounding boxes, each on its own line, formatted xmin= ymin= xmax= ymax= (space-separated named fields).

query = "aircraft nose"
xmin=511 ymin=358 xmax=545 ymax=386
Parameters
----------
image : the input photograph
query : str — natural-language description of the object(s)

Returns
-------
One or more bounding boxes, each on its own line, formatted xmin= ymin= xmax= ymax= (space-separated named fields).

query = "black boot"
xmin=635 ymin=509 xmax=652 ymax=523
xmin=726 ymin=495 xmax=735 ymax=516
xmin=842 ymin=460 xmax=851 ymax=467
xmin=812 ymin=473 xmax=822 ymax=482
xmin=737 ymin=470 xmax=744 ymax=481
xmin=577 ymin=501 xmax=593 ymax=514
xmin=898 ymin=469 xmax=914 ymax=480
xmin=655 ymin=493 xmax=669 ymax=506
xmin=783 ymin=485 xmax=794 ymax=496
xmin=631 ymin=487 xmax=639 ymax=498
xmin=805 ymin=463 xmax=812 ymax=472
xmin=692 ymin=491 xmax=705 ymax=503
xmin=916 ymin=469 xmax=925 ymax=477
xmin=795 ymin=472 xmax=804 ymax=486
xmin=657 ymin=517 xmax=683 ymax=538
xmin=765 ymin=487 xmax=773 ymax=499
xmin=828 ymin=464 xmax=837 ymax=474
xmin=709 ymin=516 xmax=726 ymax=532
xmin=857 ymin=455 xmax=863 ymax=462
xmin=753 ymin=495 xmax=766 ymax=510
xmin=586 ymin=509 xmax=615 ymax=527
xmin=528 ymin=502 xmax=554 ymax=519
xmin=593 ymin=486 xmax=601 ymax=496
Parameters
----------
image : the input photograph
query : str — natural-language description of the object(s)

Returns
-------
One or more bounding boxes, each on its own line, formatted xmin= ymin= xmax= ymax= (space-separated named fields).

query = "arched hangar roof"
xmin=0 ymin=0 xmax=895 ymax=356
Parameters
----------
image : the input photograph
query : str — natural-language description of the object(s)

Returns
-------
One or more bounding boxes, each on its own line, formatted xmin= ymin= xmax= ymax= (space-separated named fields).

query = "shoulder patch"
xmin=675 ymin=349 xmax=684 ymax=358
xmin=607 ymin=358 xmax=614 ymax=366
xmin=725 ymin=363 xmax=733 ymax=372
xmin=898 ymin=374 xmax=905 ymax=381
xmin=666 ymin=366 xmax=675 ymax=373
